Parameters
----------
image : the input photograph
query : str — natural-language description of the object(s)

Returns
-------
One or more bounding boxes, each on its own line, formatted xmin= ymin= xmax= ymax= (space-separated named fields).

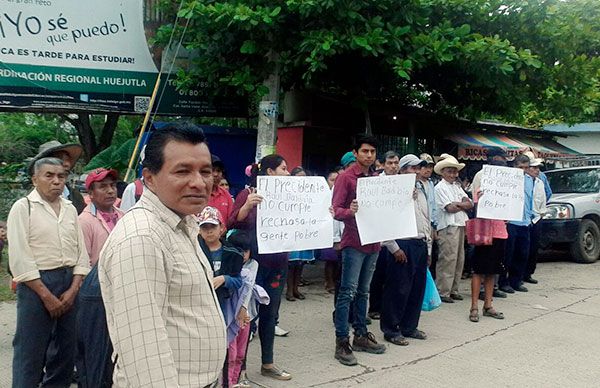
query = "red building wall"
xmin=277 ymin=127 xmax=304 ymax=169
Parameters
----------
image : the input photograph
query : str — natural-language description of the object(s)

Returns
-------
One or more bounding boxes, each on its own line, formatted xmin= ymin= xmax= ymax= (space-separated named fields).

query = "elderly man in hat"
xmin=8 ymin=157 xmax=90 ymax=387
xmin=523 ymin=155 xmax=548 ymax=285
xmin=29 ymin=140 xmax=86 ymax=214
xmin=434 ymin=154 xmax=473 ymax=303
xmin=380 ymin=154 xmax=431 ymax=345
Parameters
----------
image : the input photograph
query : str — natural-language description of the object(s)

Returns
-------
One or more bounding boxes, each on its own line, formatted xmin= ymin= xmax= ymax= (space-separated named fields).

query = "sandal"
xmin=384 ymin=335 xmax=409 ymax=346
xmin=483 ymin=306 xmax=504 ymax=320
xmin=469 ymin=308 xmax=479 ymax=323
xmin=285 ymin=294 xmax=296 ymax=302
xmin=294 ymin=291 xmax=306 ymax=300
xmin=404 ymin=329 xmax=427 ymax=340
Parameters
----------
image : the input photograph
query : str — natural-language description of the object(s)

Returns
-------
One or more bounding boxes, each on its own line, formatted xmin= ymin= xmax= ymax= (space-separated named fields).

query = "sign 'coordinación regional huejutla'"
xmin=0 ymin=0 xmax=245 ymax=116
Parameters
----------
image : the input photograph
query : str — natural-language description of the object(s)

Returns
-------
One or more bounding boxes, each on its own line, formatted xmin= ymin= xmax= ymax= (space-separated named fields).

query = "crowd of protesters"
xmin=4 ymin=123 xmax=551 ymax=387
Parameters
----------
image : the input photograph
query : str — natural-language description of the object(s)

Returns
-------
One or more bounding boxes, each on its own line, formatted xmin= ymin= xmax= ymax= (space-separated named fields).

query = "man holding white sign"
xmin=332 ymin=135 xmax=386 ymax=367
xmin=380 ymin=155 xmax=431 ymax=346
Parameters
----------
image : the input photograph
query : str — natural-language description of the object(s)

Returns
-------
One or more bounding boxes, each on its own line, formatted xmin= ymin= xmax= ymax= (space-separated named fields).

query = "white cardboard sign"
xmin=355 ymin=174 xmax=417 ymax=245
xmin=256 ymin=176 xmax=333 ymax=254
xmin=476 ymin=165 xmax=525 ymax=221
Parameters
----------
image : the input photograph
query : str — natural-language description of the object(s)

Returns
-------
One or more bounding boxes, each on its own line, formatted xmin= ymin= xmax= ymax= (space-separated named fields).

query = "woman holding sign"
xmin=469 ymin=148 xmax=508 ymax=322
xmin=229 ymin=154 xmax=292 ymax=381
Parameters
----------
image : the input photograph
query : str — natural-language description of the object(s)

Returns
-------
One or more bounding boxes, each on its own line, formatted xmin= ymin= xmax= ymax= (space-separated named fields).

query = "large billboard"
xmin=0 ymin=0 xmax=246 ymax=116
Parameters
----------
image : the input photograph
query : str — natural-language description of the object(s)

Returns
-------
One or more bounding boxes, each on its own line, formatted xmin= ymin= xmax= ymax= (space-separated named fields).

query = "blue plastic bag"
xmin=422 ymin=268 xmax=441 ymax=311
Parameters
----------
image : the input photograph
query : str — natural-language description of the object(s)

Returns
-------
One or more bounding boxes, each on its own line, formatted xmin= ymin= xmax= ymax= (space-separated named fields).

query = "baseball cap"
xmin=198 ymin=206 xmax=224 ymax=226
xmin=211 ymin=154 xmax=225 ymax=169
xmin=419 ymin=153 xmax=435 ymax=165
xmin=399 ymin=154 xmax=427 ymax=169
xmin=85 ymin=168 xmax=118 ymax=190
xmin=340 ymin=151 xmax=356 ymax=167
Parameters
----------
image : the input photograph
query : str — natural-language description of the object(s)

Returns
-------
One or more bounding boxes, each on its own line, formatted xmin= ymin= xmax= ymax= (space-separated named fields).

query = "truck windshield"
xmin=546 ymin=168 xmax=600 ymax=194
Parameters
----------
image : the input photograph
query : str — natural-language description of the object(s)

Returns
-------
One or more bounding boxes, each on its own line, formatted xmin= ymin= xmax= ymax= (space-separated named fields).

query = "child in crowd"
xmin=198 ymin=206 xmax=244 ymax=387
xmin=198 ymin=206 xmax=244 ymax=309
xmin=224 ymin=231 xmax=270 ymax=388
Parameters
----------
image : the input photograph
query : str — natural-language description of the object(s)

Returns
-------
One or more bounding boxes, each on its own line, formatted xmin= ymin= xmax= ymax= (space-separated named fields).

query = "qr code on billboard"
xmin=134 ymin=96 xmax=151 ymax=113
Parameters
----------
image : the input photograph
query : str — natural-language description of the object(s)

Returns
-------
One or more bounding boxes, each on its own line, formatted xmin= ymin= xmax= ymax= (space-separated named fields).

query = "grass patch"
xmin=0 ymin=248 xmax=16 ymax=302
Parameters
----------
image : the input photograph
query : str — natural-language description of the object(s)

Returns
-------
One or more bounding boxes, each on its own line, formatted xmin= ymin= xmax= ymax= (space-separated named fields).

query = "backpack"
xmin=133 ymin=179 xmax=144 ymax=202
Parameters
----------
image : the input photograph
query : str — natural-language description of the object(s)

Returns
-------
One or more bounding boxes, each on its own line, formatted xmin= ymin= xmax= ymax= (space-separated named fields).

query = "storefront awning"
xmin=446 ymin=131 xmax=580 ymax=161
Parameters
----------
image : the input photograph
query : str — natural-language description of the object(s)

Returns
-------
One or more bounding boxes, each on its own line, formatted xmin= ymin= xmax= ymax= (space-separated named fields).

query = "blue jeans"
xmin=335 ymin=247 xmax=379 ymax=338
xmin=12 ymin=267 xmax=77 ymax=388
xmin=255 ymin=266 xmax=286 ymax=365
xmin=500 ymin=224 xmax=531 ymax=289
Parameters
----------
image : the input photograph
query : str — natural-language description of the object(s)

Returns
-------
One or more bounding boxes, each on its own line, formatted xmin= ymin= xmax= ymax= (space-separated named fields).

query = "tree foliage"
xmin=0 ymin=112 xmax=140 ymax=168
xmin=157 ymin=0 xmax=599 ymax=126
xmin=0 ymin=113 xmax=75 ymax=164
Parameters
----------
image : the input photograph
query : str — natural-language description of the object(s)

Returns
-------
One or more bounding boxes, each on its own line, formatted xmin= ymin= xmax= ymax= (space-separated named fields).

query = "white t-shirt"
xmin=435 ymin=179 xmax=470 ymax=230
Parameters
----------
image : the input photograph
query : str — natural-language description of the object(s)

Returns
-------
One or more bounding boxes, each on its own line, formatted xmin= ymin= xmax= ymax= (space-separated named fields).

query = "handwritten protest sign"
xmin=256 ymin=176 xmax=333 ymax=254
xmin=477 ymin=165 xmax=525 ymax=221
xmin=355 ymin=174 xmax=417 ymax=245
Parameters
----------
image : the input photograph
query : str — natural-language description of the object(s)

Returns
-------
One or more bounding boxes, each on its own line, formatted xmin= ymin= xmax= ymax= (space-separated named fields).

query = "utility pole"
xmin=255 ymin=53 xmax=280 ymax=162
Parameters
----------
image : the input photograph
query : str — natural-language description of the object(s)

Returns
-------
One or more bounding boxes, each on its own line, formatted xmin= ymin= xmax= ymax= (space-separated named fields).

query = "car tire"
xmin=570 ymin=219 xmax=600 ymax=264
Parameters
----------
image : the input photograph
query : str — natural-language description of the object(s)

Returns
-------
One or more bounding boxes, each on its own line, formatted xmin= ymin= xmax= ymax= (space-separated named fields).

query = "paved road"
xmin=2 ymin=256 xmax=600 ymax=387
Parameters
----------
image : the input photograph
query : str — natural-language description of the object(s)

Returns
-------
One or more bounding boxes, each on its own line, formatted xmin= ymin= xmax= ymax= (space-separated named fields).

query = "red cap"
xmin=197 ymin=206 xmax=225 ymax=226
xmin=85 ymin=168 xmax=118 ymax=190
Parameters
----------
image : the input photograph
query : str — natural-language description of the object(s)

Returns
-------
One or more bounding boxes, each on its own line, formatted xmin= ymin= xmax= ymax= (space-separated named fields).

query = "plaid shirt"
xmin=99 ymin=189 xmax=226 ymax=387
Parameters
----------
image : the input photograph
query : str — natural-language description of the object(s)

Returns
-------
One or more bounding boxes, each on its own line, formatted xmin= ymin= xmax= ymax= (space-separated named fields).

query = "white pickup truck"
xmin=541 ymin=166 xmax=600 ymax=263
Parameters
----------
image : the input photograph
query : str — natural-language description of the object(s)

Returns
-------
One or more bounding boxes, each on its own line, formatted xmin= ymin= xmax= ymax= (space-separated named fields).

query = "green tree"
xmin=0 ymin=113 xmax=75 ymax=164
xmin=0 ymin=113 xmax=141 ymax=167
xmin=429 ymin=0 xmax=600 ymax=125
xmin=156 ymin=0 xmax=598 ymax=133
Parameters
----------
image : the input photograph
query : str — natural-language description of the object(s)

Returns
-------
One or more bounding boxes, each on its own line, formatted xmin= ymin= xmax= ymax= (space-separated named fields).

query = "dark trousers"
xmin=380 ymin=240 xmax=428 ymax=338
xmin=500 ymin=224 xmax=531 ymax=289
xmin=12 ymin=267 xmax=77 ymax=388
xmin=76 ymin=265 xmax=113 ymax=388
xmin=368 ymin=250 xmax=387 ymax=314
xmin=526 ymin=221 xmax=542 ymax=278
xmin=255 ymin=266 xmax=286 ymax=365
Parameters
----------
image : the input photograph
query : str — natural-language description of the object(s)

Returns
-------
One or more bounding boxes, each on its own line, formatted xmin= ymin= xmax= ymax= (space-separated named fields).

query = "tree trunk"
xmin=255 ymin=53 xmax=280 ymax=162
xmin=98 ymin=113 xmax=120 ymax=151
xmin=61 ymin=113 xmax=120 ymax=162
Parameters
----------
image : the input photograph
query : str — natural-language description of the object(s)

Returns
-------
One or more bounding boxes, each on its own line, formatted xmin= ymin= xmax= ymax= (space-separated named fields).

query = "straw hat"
xmin=434 ymin=154 xmax=465 ymax=175
xmin=28 ymin=140 xmax=83 ymax=175
xmin=523 ymin=150 xmax=544 ymax=166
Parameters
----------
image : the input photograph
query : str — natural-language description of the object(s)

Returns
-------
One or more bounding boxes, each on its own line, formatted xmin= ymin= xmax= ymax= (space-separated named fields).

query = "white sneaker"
xmin=274 ymin=325 xmax=289 ymax=337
